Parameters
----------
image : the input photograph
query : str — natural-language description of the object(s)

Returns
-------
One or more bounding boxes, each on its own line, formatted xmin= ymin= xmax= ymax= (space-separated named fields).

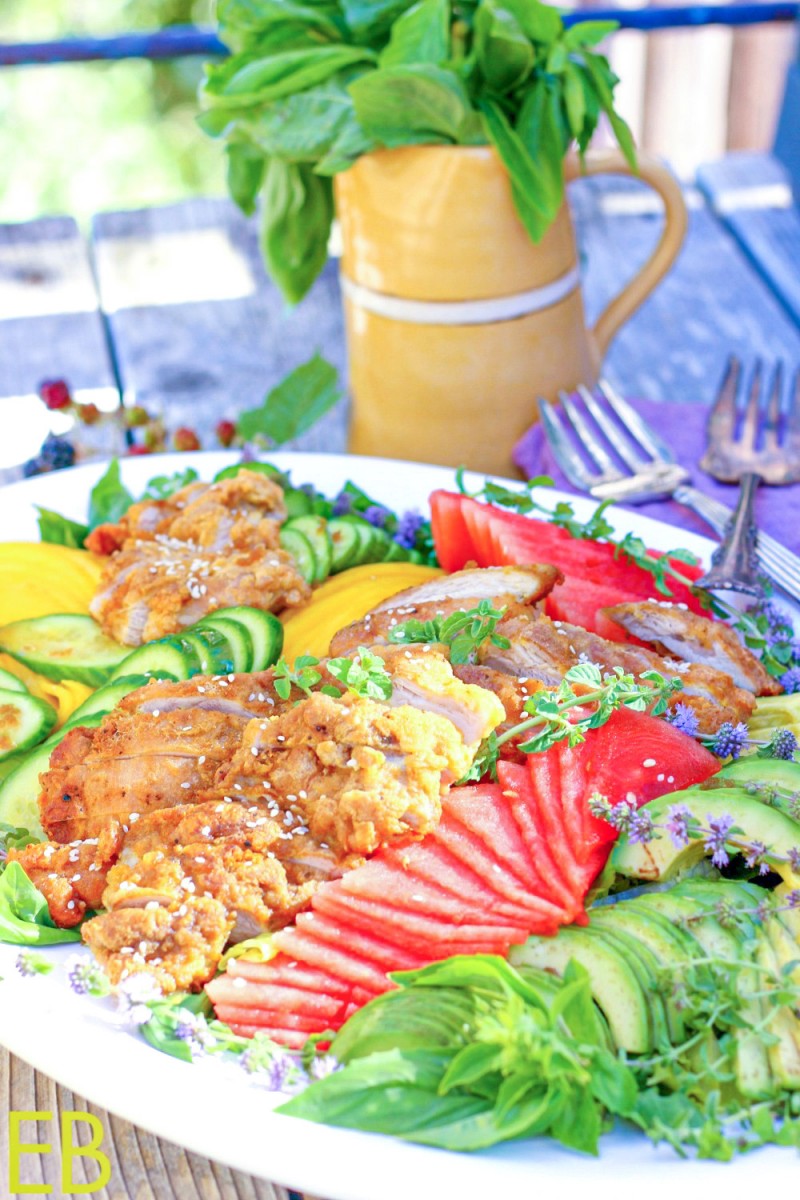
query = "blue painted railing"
xmin=0 ymin=7 xmax=798 ymax=67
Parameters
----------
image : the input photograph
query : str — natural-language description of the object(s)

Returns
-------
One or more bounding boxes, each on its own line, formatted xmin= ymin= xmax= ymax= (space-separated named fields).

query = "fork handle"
xmin=695 ymin=472 xmax=763 ymax=597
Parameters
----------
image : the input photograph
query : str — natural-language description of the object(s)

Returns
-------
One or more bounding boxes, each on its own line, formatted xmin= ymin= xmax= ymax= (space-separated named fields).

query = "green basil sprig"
xmin=201 ymin=0 xmax=633 ymax=303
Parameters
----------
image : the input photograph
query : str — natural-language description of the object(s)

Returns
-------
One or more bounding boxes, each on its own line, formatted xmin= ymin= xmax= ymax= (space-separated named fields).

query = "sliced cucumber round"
xmin=181 ymin=628 xmax=236 ymax=676
xmin=0 ymin=614 xmax=128 ymax=687
xmin=66 ymin=673 xmax=167 ymax=727
xmin=327 ymin=518 xmax=362 ymax=573
xmin=0 ymin=667 xmax=27 ymax=694
xmin=283 ymin=487 xmax=314 ymax=519
xmin=208 ymin=607 xmax=283 ymax=671
xmin=110 ymin=636 xmax=201 ymax=682
xmin=283 ymin=515 xmax=332 ymax=582
xmin=0 ymin=688 xmax=57 ymax=762
xmin=279 ymin=526 xmax=316 ymax=585
xmin=194 ymin=616 xmax=253 ymax=673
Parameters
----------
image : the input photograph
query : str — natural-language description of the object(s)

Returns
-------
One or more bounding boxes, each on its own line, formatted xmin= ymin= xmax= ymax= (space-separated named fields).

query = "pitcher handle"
xmin=564 ymin=149 xmax=688 ymax=361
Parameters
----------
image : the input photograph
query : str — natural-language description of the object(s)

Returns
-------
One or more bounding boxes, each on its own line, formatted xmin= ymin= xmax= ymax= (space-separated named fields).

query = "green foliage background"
xmin=0 ymin=0 xmax=224 ymax=222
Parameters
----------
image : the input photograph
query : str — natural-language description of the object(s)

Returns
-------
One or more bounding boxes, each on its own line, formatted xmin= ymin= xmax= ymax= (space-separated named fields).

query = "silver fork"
xmin=697 ymin=358 xmax=800 ymax=594
xmin=536 ymin=378 xmax=800 ymax=600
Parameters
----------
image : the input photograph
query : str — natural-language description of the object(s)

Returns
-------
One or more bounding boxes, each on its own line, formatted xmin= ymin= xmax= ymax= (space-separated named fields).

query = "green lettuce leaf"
xmin=0 ymin=862 xmax=81 ymax=946
xmin=35 ymin=507 xmax=89 ymax=549
xmin=88 ymin=459 xmax=134 ymax=530
xmin=237 ymin=353 xmax=341 ymax=444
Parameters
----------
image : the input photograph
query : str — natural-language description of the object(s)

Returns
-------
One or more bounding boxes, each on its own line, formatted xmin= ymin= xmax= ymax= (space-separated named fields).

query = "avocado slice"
xmin=755 ymin=935 xmax=800 ymax=1090
xmin=509 ymin=926 xmax=654 ymax=1054
xmin=611 ymin=786 xmax=800 ymax=889
xmin=765 ymin=913 xmax=800 ymax=990
xmin=709 ymin=758 xmax=800 ymax=819
xmin=589 ymin=906 xmax=696 ymax=1044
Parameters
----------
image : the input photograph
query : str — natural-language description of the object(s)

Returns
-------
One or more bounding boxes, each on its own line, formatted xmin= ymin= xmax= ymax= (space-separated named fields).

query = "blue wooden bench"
xmin=697 ymin=28 xmax=800 ymax=327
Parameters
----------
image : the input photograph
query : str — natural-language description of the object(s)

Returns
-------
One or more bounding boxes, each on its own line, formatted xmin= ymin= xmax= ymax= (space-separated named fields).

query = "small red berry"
xmin=77 ymin=402 xmax=101 ymax=425
xmin=38 ymin=380 xmax=72 ymax=411
xmin=127 ymin=444 xmax=152 ymax=456
xmin=125 ymin=405 xmax=151 ymax=428
xmin=173 ymin=427 xmax=201 ymax=452
xmin=216 ymin=419 xmax=237 ymax=448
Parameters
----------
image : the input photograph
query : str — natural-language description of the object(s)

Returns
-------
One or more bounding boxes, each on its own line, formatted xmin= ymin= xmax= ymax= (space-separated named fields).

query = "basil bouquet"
xmin=199 ymin=0 xmax=635 ymax=304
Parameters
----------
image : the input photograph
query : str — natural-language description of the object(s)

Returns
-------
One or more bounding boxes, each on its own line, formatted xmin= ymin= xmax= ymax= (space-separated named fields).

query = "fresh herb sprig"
xmin=456 ymin=471 xmax=701 ymax=600
xmin=464 ymin=663 xmax=682 ymax=781
xmin=388 ymin=599 xmax=510 ymax=664
xmin=273 ymin=650 xmax=393 ymax=703
xmin=201 ymin=0 xmax=634 ymax=304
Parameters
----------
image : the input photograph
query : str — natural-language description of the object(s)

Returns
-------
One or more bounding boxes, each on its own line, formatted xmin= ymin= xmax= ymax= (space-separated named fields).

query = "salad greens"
xmin=201 ymin=0 xmax=633 ymax=303
xmin=0 ymin=862 xmax=81 ymax=946
xmin=236 ymin=353 xmax=342 ymax=445
xmin=388 ymin=598 xmax=510 ymax=664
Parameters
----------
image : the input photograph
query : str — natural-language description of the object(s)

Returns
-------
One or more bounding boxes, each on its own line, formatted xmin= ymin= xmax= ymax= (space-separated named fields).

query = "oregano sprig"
xmin=387 ymin=599 xmax=510 ymax=664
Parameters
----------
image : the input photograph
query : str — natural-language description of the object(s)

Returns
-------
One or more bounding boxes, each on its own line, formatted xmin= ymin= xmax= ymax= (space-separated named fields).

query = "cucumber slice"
xmin=0 ymin=688 xmax=57 ymax=762
xmin=194 ymin=616 xmax=253 ymax=673
xmin=110 ymin=636 xmax=201 ymax=682
xmin=66 ymin=674 xmax=155 ymax=726
xmin=0 ymin=667 xmax=27 ymax=694
xmin=283 ymin=487 xmax=314 ymax=519
xmin=336 ymin=515 xmax=386 ymax=565
xmin=0 ymin=614 xmax=128 ymax=687
xmin=327 ymin=518 xmax=362 ymax=573
xmin=207 ymin=607 xmax=283 ymax=671
xmin=213 ymin=462 xmax=287 ymax=486
xmin=284 ymin=516 xmax=333 ymax=583
xmin=279 ymin=527 xmax=316 ymax=585
xmin=382 ymin=539 xmax=412 ymax=563
xmin=181 ymin=628 xmax=236 ymax=676
xmin=0 ymin=711 xmax=107 ymax=838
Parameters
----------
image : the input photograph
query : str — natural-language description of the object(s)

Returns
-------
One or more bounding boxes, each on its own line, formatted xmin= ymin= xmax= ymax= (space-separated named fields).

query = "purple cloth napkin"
xmin=513 ymin=397 xmax=800 ymax=553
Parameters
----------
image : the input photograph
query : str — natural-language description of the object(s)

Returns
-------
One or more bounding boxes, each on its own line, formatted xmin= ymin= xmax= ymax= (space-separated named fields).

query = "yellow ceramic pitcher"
xmin=335 ymin=145 xmax=687 ymax=477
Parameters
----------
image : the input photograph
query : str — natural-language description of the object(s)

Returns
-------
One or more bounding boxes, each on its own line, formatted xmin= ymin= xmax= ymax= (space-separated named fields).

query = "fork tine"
xmin=738 ymin=358 xmax=763 ymax=451
xmin=536 ymin=398 xmax=595 ymax=490
xmin=598 ymin=380 xmax=677 ymax=465
xmin=558 ymin=390 xmax=619 ymax=477
xmin=576 ymin=385 xmax=648 ymax=473
xmin=706 ymin=354 xmax=741 ymax=447
xmin=762 ymin=361 xmax=783 ymax=452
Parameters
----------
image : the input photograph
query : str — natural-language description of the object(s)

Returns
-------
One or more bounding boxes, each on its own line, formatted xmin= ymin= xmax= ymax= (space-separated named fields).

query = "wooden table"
xmin=1 ymin=151 xmax=799 ymax=1198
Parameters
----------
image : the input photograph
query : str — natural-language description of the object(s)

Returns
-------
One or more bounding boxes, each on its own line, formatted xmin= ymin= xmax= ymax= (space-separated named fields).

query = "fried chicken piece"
xmin=87 ymin=471 xmax=309 ymax=644
xmin=38 ymin=673 xmax=287 ymax=844
xmin=86 ymin=471 xmax=286 ymax=556
xmin=90 ymin=538 xmax=308 ymax=646
xmin=480 ymin=606 xmax=757 ymax=731
xmin=329 ymin=566 xmax=562 ymax=657
xmin=452 ymin=663 xmax=545 ymax=759
xmin=376 ymin=645 xmax=506 ymax=744
xmin=8 ymin=820 xmax=125 ymax=927
xmin=216 ymin=691 xmax=476 ymax=857
xmin=602 ymin=601 xmax=782 ymax=697
xmin=81 ymin=896 xmax=230 ymax=992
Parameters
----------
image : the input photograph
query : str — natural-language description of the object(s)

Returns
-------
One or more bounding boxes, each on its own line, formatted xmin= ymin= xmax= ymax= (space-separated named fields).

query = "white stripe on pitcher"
xmin=340 ymin=265 xmax=581 ymax=326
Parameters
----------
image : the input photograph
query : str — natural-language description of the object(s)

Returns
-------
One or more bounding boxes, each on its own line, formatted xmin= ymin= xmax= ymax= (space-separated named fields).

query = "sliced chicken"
xmin=87 ymin=471 xmax=309 ymax=645
xmin=370 ymin=564 xmax=562 ymax=612
xmin=480 ymin=606 xmax=757 ymax=732
xmin=602 ymin=601 xmax=782 ymax=697
xmin=375 ymin=645 xmax=506 ymax=745
xmin=38 ymin=673 xmax=288 ymax=844
xmin=8 ymin=820 xmax=125 ymax=927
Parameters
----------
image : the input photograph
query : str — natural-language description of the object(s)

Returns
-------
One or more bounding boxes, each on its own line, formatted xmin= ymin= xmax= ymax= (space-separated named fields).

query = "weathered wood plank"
xmin=696 ymin=150 xmax=800 ymax=326
xmin=1 ymin=1049 xmax=308 ymax=1200
xmin=569 ymin=173 xmax=800 ymax=400
xmin=0 ymin=217 xmax=124 ymax=481
xmin=91 ymin=200 xmax=349 ymax=455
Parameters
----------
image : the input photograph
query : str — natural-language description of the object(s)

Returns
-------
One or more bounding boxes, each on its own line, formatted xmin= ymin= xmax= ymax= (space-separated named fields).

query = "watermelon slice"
xmin=545 ymin=577 xmax=649 ymax=644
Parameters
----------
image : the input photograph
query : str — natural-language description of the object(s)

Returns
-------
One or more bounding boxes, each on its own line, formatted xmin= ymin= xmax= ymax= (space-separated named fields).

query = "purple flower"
xmin=786 ymin=889 xmax=800 ymax=909
xmin=666 ymin=803 xmax=693 ymax=848
xmin=789 ymin=846 xmax=800 ymax=873
xmin=395 ymin=510 xmax=425 ymax=550
xmin=174 ymin=1012 xmax=212 ymax=1058
xmin=743 ymin=839 xmax=770 ymax=876
xmin=331 ymin=490 xmax=353 ymax=516
xmin=363 ymin=504 xmax=390 ymax=529
xmin=66 ymin=957 xmax=109 ymax=997
xmin=627 ymin=809 xmax=655 ymax=845
xmin=668 ymin=703 xmax=700 ymax=739
xmin=115 ymin=973 xmax=161 ymax=1027
xmin=15 ymin=951 xmax=51 ymax=978
xmin=710 ymin=721 xmax=750 ymax=760
xmin=768 ymin=729 xmax=798 ymax=761
xmin=309 ymin=1054 xmax=342 ymax=1081
xmin=704 ymin=813 xmax=734 ymax=868
xmin=781 ymin=667 xmax=800 ymax=695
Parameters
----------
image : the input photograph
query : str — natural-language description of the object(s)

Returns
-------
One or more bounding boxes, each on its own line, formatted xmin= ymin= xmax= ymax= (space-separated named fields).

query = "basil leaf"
xmin=218 ymin=0 xmax=345 ymax=42
xmin=0 ymin=862 xmax=81 ymax=946
xmin=88 ymin=459 xmax=134 ymax=530
xmin=341 ymin=0 xmax=413 ymax=44
xmin=563 ymin=19 xmax=618 ymax=49
xmin=474 ymin=3 xmax=534 ymax=92
xmin=478 ymin=98 xmax=551 ymax=240
xmin=140 ymin=467 xmax=200 ymax=501
xmin=499 ymin=0 xmax=562 ymax=44
xmin=226 ymin=139 xmax=266 ymax=214
xmin=237 ymin=353 xmax=341 ymax=444
xmin=35 ymin=507 xmax=89 ymax=549
xmin=581 ymin=51 xmax=636 ymax=169
xmin=215 ymin=46 xmax=377 ymax=105
xmin=515 ymin=77 xmax=567 ymax=213
xmin=247 ymin=80 xmax=360 ymax=162
xmin=260 ymin=159 xmax=334 ymax=304
xmin=379 ymin=0 xmax=450 ymax=67
xmin=350 ymin=64 xmax=472 ymax=146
